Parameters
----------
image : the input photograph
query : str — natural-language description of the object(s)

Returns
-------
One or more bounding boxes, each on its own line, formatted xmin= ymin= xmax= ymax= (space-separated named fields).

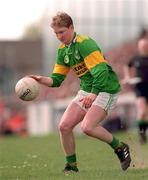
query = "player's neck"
xmin=65 ymin=32 xmax=75 ymax=47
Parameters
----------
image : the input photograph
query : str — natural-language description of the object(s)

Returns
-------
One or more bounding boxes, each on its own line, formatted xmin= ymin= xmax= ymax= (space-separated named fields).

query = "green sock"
xmin=110 ymin=136 xmax=122 ymax=149
xmin=66 ymin=154 xmax=77 ymax=165
xmin=137 ymin=120 xmax=148 ymax=126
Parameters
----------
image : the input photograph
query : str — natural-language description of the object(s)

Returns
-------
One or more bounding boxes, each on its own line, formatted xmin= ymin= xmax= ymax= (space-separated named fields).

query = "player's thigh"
xmin=59 ymin=102 xmax=86 ymax=129
xmin=81 ymin=92 xmax=118 ymax=128
xmin=81 ymin=105 xmax=106 ymax=129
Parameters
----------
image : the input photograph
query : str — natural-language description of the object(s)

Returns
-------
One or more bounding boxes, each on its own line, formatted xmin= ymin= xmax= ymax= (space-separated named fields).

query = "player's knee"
xmin=58 ymin=122 xmax=71 ymax=133
xmin=81 ymin=124 xmax=92 ymax=135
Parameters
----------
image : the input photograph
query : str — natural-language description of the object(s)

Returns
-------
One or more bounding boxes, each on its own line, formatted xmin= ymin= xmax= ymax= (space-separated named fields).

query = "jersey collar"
xmin=65 ymin=32 xmax=77 ymax=47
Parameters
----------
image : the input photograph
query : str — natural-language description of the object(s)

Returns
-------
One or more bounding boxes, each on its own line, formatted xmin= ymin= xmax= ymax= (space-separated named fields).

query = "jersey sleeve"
xmin=50 ymin=48 xmax=70 ymax=87
xmin=79 ymin=38 xmax=109 ymax=95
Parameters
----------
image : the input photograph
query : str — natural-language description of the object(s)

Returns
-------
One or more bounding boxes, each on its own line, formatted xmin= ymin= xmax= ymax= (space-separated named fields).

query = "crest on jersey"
xmin=64 ymin=55 xmax=69 ymax=64
xmin=74 ymin=49 xmax=80 ymax=60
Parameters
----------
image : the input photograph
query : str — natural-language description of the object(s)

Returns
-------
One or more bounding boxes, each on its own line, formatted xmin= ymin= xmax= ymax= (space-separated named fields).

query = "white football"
xmin=15 ymin=77 xmax=40 ymax=101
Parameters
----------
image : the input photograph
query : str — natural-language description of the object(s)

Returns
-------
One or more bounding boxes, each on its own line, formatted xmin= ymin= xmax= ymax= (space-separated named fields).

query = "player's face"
xmin=53 ymin=25 xmax=74 ymax=45
xmin=138 ymin=39 xmax=148 ymax=56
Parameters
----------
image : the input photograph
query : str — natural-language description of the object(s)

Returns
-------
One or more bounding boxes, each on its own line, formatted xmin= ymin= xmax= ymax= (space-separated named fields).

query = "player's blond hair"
xmin=50 ymin=12 xmax=73 ymax=28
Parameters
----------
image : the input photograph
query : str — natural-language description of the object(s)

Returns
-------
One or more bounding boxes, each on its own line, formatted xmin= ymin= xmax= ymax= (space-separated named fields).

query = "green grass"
xmin=0 ymin=131 xmax=148 ymax=180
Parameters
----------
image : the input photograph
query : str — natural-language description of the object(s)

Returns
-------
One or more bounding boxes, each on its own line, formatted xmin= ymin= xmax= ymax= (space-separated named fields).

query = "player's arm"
xmin=121 ymin=62 xmax=137 ymax=84
xmin=121 ymin=65 xmax=131 ymax=84
xmin=27 ymin=71 xmax=69 ymax=88
xmin=27 ymin=75 xmax=53 ymax=87
xmin=123 ymin=65 xmax=131 ymax=79
xmin=29 ymin=65 xmax=70 ymax=87
xmin=50 ymin=63 xmax=70 ymax=87
xmin=123 ymin=64 xmax=137 ymax=78
xmin=49 ymin=47 xmax=70 ymax=87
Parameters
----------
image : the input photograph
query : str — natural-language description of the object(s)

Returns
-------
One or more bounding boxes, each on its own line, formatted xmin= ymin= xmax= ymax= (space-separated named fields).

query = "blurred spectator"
xmin=4 ymin=108 xmax=27 ymax=137
xmin=103 ymin=111 xmax=126 ymax=133
xmin=0 ymin=104 xmax=27 ymax=137
xmin=0 ymin=63 xmax=15 ymax=95
xmin=138 ymin=27 xmax=148 ymax=40
xmin=0 ymin=95 xmax=6 ymax=135
xmin=122 ymin=36 xmax=148 ymax=144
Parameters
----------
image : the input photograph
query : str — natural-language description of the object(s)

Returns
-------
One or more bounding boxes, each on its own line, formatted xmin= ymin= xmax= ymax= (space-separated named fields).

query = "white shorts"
xmin=72 ymin=90 xmax=119 ymax=114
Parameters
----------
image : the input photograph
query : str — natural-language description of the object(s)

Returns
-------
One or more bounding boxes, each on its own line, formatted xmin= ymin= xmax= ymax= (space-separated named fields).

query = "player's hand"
xmin=26 ymin=75 xmax=53 ymax=87
xmin=121 ymin=77 xmax=142 ymax=85
xmin=26 ymin=75 xmax=41 ymax=81
xmin=121 ymin=78 xmax=130 ymax=85
xmin=79 ymin=93 xmax=97 ymax=109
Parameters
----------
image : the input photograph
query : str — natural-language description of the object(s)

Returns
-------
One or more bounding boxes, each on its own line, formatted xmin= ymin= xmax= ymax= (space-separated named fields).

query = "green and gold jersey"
xmin=50 ymin=32 xmax=121 ymax=95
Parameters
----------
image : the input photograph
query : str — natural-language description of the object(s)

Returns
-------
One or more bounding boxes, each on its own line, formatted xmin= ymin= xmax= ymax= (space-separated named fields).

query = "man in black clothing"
xmin=123 ymin=38 xmax=148 ymax=144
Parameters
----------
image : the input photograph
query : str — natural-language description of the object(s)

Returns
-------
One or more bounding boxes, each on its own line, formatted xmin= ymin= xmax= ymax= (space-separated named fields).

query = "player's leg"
xmin=59 ymin=102 xmax=86 ymax=155
xmin=136 ymin=96 xmax=148 ymax=144
xmin=58 ymin=101 xmax=86 ymax=172
xmin=81 ymin=92 xmax=131 ymax=170
xmin=81 ymin=92 xmax=118 ymax=142
xmin=145 ymin=102 xmax=148 ymax=134
xmin=81 ymin=105 xmax=113 ymax=142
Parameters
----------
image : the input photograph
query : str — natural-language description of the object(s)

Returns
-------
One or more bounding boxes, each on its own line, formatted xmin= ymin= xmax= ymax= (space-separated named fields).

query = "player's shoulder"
xmin=75 ymin=34 xmax=98 ymax=48
xmin=58 ymin=43 xmax=65 ymax=49
xmin=76 ymin=34 xmax=90 ymax=43
xmin=75 ymin=33 xmax=102 ymax=53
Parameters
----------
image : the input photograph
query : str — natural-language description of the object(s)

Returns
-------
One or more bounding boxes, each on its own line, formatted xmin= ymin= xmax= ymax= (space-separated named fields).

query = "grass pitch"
xmin=0 ymin=131 xmax=148 ymax=180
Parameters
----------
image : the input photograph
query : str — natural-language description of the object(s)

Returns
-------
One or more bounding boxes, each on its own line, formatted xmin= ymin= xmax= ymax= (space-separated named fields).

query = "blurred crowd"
xmin=0 ymin=95 xmax=27 ymax=137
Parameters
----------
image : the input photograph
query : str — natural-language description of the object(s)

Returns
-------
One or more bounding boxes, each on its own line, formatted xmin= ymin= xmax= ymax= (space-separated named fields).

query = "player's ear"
xmin=69 ymin=24 xmax=74 ymax=30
